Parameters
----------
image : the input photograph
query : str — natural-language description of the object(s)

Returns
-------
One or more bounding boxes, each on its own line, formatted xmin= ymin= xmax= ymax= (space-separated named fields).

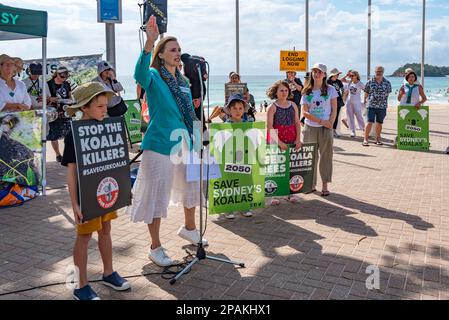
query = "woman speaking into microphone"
xmin=126 ymin=16 xmax=206 ymax=267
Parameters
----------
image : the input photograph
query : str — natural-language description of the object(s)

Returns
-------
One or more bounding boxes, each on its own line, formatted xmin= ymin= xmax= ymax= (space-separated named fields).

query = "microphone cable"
xmin=0 ymin=251 xmax=197 ymax=297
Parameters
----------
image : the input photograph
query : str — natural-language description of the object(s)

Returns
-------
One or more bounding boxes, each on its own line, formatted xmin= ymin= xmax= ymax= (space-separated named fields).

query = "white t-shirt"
xmin=399 ymin=84 xmax=421 ymax=106
xmin=346 ymin=81 xmax=365 ymax=103
xmin=301 ymin=85 xmax=338 ymax=127
xmin=0 ymin=78 xmax=32 ymax=112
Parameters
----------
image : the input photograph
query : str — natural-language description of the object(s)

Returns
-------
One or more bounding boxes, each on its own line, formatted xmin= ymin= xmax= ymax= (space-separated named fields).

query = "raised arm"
xmin=134 ymin=15 xmax=160 ymax=90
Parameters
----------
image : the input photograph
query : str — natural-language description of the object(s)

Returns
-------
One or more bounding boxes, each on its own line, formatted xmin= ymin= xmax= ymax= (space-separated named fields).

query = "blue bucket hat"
xmin=224 ymin=93 xmax=249 ymax=114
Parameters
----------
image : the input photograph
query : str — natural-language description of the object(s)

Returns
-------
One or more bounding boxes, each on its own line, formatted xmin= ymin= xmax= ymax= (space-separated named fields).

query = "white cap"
xmin=311 ymin=63 xmax=327 ymax=74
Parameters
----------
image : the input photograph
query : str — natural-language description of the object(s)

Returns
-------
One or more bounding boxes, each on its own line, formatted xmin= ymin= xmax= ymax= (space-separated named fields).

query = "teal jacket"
xmin=134 ymin=50 xmax=193 ymax=155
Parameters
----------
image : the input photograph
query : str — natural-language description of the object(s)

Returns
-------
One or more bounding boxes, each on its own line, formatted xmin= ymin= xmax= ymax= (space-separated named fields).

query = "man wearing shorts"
xmin=363 ymin=66 xmax=392 ymax=146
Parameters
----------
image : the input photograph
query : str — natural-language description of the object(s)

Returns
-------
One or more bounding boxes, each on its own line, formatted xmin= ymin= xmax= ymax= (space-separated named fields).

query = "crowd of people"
xmin=1 ymin=13 xmax=449 ymax=300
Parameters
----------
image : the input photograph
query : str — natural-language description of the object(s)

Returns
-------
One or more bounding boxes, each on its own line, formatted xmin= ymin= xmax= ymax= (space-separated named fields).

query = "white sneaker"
xmin=177 ymin=226 xmax=208 ymax=246
xmin=224 ymin=213 xmax=236 ymax=219
xmin=350 ymin=132 xmax=356 ymax=137
xmin=148 ymin=246 xmax=173 ymax=267
xmin=240 ymin=211 xmax=253 ymax=217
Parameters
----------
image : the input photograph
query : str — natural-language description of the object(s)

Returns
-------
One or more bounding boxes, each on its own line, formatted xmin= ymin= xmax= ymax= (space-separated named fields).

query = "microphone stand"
xmin=170 ymin=62 xmax=245 ymax=285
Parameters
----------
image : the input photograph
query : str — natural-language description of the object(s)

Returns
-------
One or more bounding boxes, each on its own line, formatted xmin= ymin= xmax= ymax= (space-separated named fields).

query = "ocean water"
xmin=120 ymin=75 xmax=449 ymax=111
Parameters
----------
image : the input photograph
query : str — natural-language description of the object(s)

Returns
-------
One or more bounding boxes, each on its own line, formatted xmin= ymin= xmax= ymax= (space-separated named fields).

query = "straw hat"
xmin=404 ymin=68 xmax=415 ymax=76
xmin=65 ymin=82 xmax=116 ymax=117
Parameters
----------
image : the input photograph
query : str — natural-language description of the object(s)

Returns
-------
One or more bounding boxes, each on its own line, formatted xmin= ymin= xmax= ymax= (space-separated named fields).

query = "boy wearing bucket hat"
xmin=61 ymin=82 xmax=130 ymax=300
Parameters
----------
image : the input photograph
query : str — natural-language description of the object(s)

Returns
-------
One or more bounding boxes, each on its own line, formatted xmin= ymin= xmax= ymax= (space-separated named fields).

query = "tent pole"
xmin=41 ymin=37 xmax=47 ymax=196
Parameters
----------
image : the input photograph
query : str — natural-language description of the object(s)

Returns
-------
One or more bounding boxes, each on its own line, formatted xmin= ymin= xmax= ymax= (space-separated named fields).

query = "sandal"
xmin=305 ymin=188 xmax=317 ymax=194
xmin=375 ymin=141 xmax=383 ymax=145
xmin=321 ymin=190 xmax=330 ymax=197
xmin=270 ymin=199 xmax=280 ymax=206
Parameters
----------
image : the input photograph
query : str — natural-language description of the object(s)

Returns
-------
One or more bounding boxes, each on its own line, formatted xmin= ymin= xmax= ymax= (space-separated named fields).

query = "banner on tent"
xmin=23 ymin=54 xmax=103 ymax=87
xmin=208 ymin=122 xmax=266 ymax=214
xmin=397 ymin=105 xmax=429 ymax=151
xmin=0 ymin=111 xmax=41 ymax=187
xmin=124 ymin=99 xmax=143 ymax=145
xmin=72 ymin=117 xmax=131 ymax=222
xmin=265 ymin=143 xmax=317 ymax=196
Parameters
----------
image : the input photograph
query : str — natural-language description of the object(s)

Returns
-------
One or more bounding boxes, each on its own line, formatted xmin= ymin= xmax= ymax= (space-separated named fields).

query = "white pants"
xmin=346 ymin=100 xmax=365 ymax=133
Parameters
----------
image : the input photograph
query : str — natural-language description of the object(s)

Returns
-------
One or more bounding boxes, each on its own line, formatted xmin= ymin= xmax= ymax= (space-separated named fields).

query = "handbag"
xmin=107 ymin=98 xmax=128 ymax=117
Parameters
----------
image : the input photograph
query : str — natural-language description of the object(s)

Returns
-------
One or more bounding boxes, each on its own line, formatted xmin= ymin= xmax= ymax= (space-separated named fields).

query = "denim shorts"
xmin=367 ymin=108 xmax=387 ymax=124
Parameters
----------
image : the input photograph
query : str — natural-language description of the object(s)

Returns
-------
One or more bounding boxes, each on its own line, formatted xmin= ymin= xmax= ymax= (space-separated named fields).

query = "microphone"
xmin=181 ymin=53 xmax=205 ymax=65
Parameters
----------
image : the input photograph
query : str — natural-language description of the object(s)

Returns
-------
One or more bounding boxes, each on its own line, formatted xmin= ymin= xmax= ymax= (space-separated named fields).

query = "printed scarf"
xmin=160 ymin=66 xmax=199 ymax=136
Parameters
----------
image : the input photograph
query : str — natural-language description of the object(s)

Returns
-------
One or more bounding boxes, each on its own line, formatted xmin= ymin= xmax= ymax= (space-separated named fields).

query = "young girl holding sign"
xmin=266 ymin=80 xmax=302 ymax=205
xmin=62 ymin=82 xmax=130 ymax=300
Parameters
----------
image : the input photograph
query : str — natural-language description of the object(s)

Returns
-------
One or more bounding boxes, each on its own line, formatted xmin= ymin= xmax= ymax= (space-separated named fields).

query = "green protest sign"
xmin=264 ymin=145 xmax=290 ymax=197
xmin=124 ymin=100 xmax=143 ymax=145
xmin=265 ymin=143 xmax=317 ymax=196
xmin=209 ymin=121 xmax=266 ymax=214
xmin=397 ymin=106 xmax=429 ymax=151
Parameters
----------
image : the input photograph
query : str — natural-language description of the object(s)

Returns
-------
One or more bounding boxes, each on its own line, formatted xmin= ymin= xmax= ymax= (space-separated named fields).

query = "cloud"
xmin=0 ymin=0 xmax=447 ymax=77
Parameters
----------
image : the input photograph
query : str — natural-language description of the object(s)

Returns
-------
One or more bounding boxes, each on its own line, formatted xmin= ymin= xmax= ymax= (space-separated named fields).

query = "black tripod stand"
xmin=170 ymin=62 xmax=245 ymax=285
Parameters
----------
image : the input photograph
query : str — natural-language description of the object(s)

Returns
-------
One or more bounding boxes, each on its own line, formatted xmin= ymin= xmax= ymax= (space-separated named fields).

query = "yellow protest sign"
xmin=280 ymin=51 xmax=308 ymax=72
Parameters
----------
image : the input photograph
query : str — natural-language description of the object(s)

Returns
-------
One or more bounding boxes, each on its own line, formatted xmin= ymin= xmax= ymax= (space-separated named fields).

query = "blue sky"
xmin=1 ymin=0 xmax=448 ymax=77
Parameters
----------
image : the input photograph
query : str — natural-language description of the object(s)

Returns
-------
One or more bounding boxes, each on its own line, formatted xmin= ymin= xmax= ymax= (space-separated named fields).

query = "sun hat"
xmin=223 ymin=93 xmax=249 ymax=114
xmin=64 ymin=82 xmax=116 ymax=117
xmin=329 ymin=68 xmax=342 ymax=77
xmin=56 ymin=66 xmax=70 ymax=75
xmin=311 ymin=63 xmax=327 ymax=74
xmin=97 ymin=60 xmax=112 ymax=75
xmin=404 ymin=68 xmax=415 ymax=76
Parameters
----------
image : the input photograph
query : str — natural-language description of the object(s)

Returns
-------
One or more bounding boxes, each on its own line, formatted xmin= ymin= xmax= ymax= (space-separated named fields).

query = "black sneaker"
xmin=56 ymin=155 xmax=63 ymax=163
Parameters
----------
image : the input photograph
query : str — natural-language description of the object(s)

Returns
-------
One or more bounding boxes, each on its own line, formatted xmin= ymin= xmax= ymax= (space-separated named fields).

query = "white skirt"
xmin=126 ymin=147 xmax=201 ymax=224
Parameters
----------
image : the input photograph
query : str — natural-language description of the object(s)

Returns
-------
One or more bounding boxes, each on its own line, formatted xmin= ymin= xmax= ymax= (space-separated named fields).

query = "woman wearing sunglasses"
xmin=47 ymin=66 xmax=73 ymax=162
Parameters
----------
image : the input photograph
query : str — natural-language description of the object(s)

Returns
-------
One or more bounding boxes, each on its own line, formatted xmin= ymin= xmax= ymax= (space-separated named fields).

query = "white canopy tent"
xmin=0 ymin=4 xmax=49 ymax=195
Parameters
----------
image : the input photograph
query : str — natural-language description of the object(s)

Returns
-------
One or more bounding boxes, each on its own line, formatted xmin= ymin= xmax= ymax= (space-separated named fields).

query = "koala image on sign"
xmin=397 ymin=106 xmax=430 ymax=151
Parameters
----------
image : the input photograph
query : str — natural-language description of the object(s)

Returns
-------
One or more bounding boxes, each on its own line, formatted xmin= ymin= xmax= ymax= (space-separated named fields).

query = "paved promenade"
xmin=1 ymin=106 xmax=448 ymax=300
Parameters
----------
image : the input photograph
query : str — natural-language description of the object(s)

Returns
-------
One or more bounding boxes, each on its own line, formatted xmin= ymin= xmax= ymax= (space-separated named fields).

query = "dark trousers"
xmin=333 ymin=105 xmax=343 ymax=130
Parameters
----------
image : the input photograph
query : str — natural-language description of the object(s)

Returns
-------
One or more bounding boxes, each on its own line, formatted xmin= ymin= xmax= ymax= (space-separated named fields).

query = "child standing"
xmin=343 ymin=71 xmax=365 ymax=137
xmin=266 ymin=81 xmax=302 ymax=205
xmin=221 ymin=93 xmax=254 ymax=219
xmin=62 ymin=82 xmax=130 ymax=300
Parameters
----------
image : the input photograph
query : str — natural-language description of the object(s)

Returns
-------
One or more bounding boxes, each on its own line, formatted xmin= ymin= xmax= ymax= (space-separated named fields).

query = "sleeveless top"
xmin=268 ymin=102 xmax=297 ymax=144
